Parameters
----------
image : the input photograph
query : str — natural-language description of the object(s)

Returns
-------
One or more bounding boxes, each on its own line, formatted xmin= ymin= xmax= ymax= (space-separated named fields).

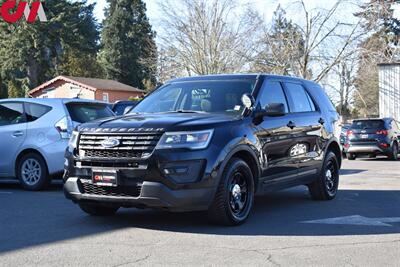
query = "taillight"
xmin=376 ymin=130 xmax=388 ymax=135
xmin=379 ymin=143 xmax=389 ymax=148
xmin=55 ymin=116 xmax=73 ymax=139
xmin=346 ymin=130 xmax=354 ymax=136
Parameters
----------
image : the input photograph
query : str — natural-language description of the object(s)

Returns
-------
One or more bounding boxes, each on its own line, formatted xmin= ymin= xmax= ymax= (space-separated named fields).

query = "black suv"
xmin=64 ymin=74 xmax=342 ymax=225
xmin=343 ymin=118 xmax=400 ymax=160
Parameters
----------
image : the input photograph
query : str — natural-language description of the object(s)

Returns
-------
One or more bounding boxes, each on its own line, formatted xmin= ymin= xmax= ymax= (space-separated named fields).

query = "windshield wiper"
xmin=169 ymin=110 xmax=206 ymax=114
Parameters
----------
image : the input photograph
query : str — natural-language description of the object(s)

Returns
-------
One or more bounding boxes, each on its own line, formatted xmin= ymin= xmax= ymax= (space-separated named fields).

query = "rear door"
xmin=282 ymin=81 xmax=323 ymax=178
xmin=0 ymin=102 xmax=27 ymax=177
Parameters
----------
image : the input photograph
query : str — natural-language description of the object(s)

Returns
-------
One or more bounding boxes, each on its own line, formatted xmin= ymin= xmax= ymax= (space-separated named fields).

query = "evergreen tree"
xmin=99 ymin=0 xmax=157 ymax=90
xmin=251 ymin=5 xmax=306 ymax=77
xmin=0 ymin=0 xmax=100 ymax=98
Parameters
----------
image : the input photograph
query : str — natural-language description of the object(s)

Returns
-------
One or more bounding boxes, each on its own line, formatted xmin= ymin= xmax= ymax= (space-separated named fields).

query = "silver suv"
xmin=0 ymin=98 xmax=114 ymax=190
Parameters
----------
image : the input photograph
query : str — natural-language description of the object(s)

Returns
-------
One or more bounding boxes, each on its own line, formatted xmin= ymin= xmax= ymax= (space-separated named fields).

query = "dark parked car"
xmin=112 ymin=100 xmax=140 ymax=116
xmin=64 ymin=74 xmax=342 ymax=225
xmin=343 ymin=118 xmax=399 ymax=160
xmin=340 ymin=124 xmax=351 ymax=145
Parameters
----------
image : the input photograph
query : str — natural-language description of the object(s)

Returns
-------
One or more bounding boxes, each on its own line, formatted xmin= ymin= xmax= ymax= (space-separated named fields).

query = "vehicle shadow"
xmin=1 ymin=186 xmax=399 ymax=254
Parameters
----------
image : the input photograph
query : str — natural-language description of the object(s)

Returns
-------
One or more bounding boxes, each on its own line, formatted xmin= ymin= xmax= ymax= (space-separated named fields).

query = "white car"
xmin=0 ymin=98 xmax=114 ymax=190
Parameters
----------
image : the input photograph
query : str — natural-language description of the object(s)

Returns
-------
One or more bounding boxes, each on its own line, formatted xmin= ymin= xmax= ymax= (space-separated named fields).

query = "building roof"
xmin=28 ymin=75 xmax=144 ymax=96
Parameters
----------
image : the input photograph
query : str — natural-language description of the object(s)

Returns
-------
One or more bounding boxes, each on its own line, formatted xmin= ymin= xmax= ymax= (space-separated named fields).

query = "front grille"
xmin=78 ymin=132 xmax=163 ymax=159
xmin=81 ymin=181 xmax=142 ymax=198
xmin=84 ymin=150 xmax=142 ymax=158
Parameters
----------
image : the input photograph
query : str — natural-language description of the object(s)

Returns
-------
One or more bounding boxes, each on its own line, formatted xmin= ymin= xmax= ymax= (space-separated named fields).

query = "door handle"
xmin=318 ymin=118 xmax=325 ymax=125
xmin=12 ymin=131 xmax=24 ymax=137
xmin=287 ymin=121 xmax=296 ymax=129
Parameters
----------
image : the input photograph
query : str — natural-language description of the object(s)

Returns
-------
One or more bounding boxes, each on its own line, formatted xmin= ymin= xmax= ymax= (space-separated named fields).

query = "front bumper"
xmin=63 ymin=141 xmax=225 ymax=212
xmin=64 ymin=177 xmax=215 ymax=212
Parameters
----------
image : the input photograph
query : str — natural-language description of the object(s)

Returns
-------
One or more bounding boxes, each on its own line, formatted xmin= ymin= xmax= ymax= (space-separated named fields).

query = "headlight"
xmin=156 ymin=129 xmax=214 ymax=150
xmin=68 ymin=131 xmax=79 ymax=150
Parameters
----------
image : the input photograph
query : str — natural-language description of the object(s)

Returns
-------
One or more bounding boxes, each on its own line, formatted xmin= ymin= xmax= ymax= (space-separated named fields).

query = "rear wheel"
xmin=17 ymin=153 xmax=50 ymax=191
xmin=79 ymin=203 xmax=119 ymax=216
xmin=308 ymin=151 xmax=339 ymax=201
xmin=208 ymin=158 xmax=254 ymax=226
xmin=346 ymin=153 xmax=356 ymax=160
xmin=388 ymin=143 xmax=398 ymax=160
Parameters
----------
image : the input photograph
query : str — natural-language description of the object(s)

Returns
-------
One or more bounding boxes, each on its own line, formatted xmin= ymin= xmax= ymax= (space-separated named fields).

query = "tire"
xmin=208 ymin=158 xmax=254 ymax=226
xmin=388 ymin=143 xmax=398 ymax=161
xmin=346 ymin=153 xmax=356 ymax=160
xmin=308 ymin=151 xmax=340 ymax=201
xmin=79 ymin=203 xmax=119 ymax=216
xmin=17 ymin=152 xmax=50 ymax=191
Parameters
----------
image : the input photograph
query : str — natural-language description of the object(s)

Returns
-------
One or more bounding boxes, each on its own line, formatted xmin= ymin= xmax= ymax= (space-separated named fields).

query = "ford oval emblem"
xmin=101 ymin=138 xmax=120 ymax=148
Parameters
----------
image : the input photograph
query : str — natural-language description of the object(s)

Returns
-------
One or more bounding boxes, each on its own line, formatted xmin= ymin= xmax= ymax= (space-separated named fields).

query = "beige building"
xmin=28 ymin=76 xmax=145 ymax=103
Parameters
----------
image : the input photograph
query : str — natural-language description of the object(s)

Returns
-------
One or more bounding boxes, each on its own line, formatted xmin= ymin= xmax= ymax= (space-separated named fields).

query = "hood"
xmin=79 ymin=112 xmax=241 ymax=133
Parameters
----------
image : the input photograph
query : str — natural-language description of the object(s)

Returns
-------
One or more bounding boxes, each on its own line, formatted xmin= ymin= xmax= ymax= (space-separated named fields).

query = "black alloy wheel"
xmin=208 ymin=158 xmax=254 ymax=226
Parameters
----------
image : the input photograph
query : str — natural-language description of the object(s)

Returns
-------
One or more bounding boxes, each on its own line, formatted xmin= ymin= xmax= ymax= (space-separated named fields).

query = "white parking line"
xmin=301 ymin=215 xmax=400 ymax=227
xmin=0 ymin=191 xmax=13 ymax=194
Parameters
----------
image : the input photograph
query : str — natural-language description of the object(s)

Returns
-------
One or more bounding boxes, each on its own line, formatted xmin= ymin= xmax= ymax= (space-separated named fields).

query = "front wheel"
xmin=79 ymin=203 xmax=119 ymax=216
xmin=208 ymin=158 xmax=254 ymax=226
xmin=17 ymin=153 xmax=50 ymax=191
xmin=308 ymin=151 xmax=340 ymax=201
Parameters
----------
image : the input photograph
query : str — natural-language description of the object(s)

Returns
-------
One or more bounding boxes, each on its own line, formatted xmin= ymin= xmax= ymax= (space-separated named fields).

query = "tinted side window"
xmin=26 ymin=103 xmax=52 ymax=122
xmin=259 ymin=81 xmax=288 ymax=113
xmin=0 ymin=102 xmax=25 ymax=126
xmin=284 ymin=83 xmax=314 ymax=113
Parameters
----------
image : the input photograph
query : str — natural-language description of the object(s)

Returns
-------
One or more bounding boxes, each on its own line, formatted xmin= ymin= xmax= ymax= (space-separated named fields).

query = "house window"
xmin=102 ymin=93 xmax=109 ymax=102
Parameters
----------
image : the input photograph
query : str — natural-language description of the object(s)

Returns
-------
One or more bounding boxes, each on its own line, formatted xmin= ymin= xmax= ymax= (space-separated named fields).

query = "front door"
xmin=0 ymin=102 xmax=27 ymax=177
xmin=254 ymin=80 xmax=298 ymax=185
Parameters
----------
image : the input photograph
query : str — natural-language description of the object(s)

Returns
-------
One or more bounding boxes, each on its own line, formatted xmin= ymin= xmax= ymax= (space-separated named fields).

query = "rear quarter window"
xmin=66 ymin=103 xmax=114 ymax=123
xmin=25 ymin=103 xmax=52 ymax=122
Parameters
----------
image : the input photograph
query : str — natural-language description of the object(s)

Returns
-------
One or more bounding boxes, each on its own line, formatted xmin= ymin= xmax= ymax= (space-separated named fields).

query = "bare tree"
xmin=253 ymin=1 xmax=364 ymax=82
xmin=158 ymin=0 xmax=262 ymax=76
xmin=299 ymin=0 xmax=365 ymax=82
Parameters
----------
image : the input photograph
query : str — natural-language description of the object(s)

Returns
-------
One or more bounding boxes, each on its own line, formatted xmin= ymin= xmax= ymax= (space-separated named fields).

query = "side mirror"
xmin=256 ymin=103 xmax=286 ymax=118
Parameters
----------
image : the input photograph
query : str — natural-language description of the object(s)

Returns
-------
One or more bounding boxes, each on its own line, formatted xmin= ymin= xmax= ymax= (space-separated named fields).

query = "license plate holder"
xmin=92 ymin=169 xmax=118 ymax=187
xmin=361 ymin=134 xmax=369 ymax=139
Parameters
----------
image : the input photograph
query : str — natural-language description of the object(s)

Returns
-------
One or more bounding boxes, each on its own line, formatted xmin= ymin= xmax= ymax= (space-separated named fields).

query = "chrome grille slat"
xmin=78 ymin=132 xmax=163 ymax=159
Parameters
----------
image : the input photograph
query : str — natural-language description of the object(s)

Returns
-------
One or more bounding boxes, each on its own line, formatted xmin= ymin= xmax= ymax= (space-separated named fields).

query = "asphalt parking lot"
xmin=1 ymin=158 xmax=399 ymax=266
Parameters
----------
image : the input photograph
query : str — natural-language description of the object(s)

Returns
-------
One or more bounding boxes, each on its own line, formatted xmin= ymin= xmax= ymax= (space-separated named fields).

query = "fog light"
xmin=162 ymin=160 xmax=205 ymax=184
xmin=164 ymin=167 xmax=189 ymax=175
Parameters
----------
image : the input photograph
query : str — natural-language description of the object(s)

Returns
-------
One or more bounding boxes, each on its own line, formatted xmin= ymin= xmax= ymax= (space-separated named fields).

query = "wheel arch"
xmin=218 ymin=145 xmax=261 ymax=192
xmin=325 ymin=139 xmax=342 ymax=168
xmin=15 ymin=149 xmax=49 ymax=177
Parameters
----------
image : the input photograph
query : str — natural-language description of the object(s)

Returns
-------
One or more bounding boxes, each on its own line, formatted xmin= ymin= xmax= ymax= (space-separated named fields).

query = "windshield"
xmin=131 ymin=80 xmax=255 ymax=114
xmin=351 ymin=120 xmax=385 ymax=129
